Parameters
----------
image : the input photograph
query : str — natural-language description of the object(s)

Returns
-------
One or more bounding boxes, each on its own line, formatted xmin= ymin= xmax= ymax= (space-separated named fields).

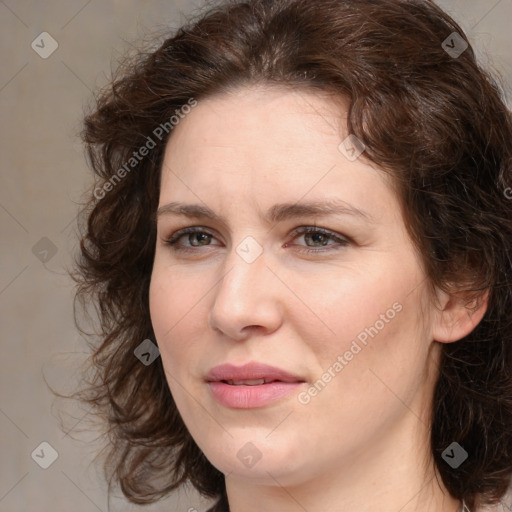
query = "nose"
xmin=208 ymin=243 xmax=284 ymax=341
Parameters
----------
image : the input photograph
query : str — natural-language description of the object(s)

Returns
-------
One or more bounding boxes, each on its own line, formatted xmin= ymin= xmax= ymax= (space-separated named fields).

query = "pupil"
xmin=192 ymin=233 xmax=210 ymax=246
xmin=307 ymin=232 xmax=327 ymax=246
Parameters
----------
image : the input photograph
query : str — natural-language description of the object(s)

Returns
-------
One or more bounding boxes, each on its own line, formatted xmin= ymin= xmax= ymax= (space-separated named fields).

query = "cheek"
xmin=150 ymin=258 xmax=201 ymax=332
xmin=149 ymin=268 xmax=188 ymax=360
xmin=149 ymin=270 xmax=174 ymax=341
xmin=149 ymin=270 xmax=199 ymax=420
xmin=287 ymin=263 xmax=418 ymax=357
xmin=149 ymin=265 xmax=211 ymax=372
xmin=299 ymin=272 xmax=430 ymax=411
xmin=298 ymin=295 xmax=428 ymax=439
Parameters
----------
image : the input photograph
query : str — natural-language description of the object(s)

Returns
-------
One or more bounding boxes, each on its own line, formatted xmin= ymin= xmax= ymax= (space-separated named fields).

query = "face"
xmin=149 ymin=85 xmax=442 ymax=487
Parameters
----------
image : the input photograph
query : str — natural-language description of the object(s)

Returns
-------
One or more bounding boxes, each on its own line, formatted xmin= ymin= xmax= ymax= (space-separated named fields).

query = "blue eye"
xmin=163 ymin=226 xmax=349 ymax=254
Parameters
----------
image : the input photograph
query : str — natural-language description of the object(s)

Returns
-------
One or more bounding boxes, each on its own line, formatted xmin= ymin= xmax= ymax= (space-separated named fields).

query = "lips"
xmin=205 ymin=362 xmax=306 ymax=409
xmin=205 ymin=362 xmax=305 ymax=384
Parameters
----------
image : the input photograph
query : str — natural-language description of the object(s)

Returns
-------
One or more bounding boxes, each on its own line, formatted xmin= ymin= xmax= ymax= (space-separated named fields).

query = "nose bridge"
xmin=209 ymin=238 xmax=282 ymax=338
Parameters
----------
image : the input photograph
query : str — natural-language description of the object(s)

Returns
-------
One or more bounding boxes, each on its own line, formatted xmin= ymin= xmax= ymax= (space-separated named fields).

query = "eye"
xmin=286 ymin=226 xmax=350 ymax=254
xmin=164 ymin=227 xmax=221 ymax=252
xmin=163 ymin=225 xmax=350 ymax=255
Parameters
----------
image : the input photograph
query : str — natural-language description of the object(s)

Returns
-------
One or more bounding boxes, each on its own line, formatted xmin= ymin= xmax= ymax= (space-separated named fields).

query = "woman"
xmin=73 ymin=0 xmax=512 ymax=511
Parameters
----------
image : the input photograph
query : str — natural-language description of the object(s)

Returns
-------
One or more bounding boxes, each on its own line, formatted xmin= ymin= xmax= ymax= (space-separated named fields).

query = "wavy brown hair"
xmin=71 ymin=0 xmax=512 ymax=510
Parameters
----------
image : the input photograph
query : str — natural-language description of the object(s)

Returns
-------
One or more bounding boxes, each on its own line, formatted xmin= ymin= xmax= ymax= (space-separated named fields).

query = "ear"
xmin=432 ymin=290 xmax=489 ymax=343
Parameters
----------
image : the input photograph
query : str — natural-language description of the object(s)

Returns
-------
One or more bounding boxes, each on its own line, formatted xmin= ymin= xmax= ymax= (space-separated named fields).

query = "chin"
xmin=202 ymin=435 xmax=307 ymax=483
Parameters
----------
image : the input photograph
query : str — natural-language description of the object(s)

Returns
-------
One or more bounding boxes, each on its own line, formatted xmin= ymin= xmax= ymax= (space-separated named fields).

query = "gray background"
xmin=1 ymin=1 xmax=510 ymax=511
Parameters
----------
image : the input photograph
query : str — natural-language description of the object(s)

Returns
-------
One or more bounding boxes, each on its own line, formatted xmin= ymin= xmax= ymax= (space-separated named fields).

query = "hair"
xmin=71 ymin=0 xmax=512 ymax=511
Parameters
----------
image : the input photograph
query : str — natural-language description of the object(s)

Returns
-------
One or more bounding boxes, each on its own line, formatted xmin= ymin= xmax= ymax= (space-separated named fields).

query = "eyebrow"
xmin=156 ymin=199 xmax=374 ymax=225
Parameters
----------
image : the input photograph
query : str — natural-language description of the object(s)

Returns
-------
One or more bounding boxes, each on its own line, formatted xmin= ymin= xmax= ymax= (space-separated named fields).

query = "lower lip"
xmin=207 ymin=381 xmax=303 ymax=409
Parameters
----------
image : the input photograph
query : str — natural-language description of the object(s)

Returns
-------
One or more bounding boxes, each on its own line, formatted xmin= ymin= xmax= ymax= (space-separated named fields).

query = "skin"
xmin=149 ymin=85 xmax=487 ymax=512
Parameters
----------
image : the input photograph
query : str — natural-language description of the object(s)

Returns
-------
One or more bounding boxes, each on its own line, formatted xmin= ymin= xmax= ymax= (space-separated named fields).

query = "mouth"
xmin=221 ymin=378 xmax=280 ymax=386
xmin=205 ymin=361 xmax=306 ymax=385
xmin=205 ymin=362 xmax=306 ymax=409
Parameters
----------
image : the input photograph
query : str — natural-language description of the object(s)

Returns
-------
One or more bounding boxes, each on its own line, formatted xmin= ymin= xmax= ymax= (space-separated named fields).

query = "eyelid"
xmin=288 ymin=225 xmax=349 ymax=242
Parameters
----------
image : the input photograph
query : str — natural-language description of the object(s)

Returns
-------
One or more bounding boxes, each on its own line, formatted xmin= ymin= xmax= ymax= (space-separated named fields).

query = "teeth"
xmin=227 ymin=379 xmax=267 ymax=386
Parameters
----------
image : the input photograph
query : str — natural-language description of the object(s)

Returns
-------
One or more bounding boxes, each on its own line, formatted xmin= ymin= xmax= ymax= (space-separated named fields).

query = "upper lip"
xmin=205 ymin=362 xmax=305 ymax=383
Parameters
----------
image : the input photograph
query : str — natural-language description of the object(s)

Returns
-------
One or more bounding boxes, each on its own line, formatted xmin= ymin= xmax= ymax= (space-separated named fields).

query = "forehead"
xmin=158 ymin=85 xmax=396 ymax=219
xmin=163 ymin=84 xmax=348 ymax=164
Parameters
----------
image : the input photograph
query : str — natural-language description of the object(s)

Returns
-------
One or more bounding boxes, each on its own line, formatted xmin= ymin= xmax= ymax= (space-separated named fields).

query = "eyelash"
xmin=163 ymin=226 xmax=350 ymax=255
